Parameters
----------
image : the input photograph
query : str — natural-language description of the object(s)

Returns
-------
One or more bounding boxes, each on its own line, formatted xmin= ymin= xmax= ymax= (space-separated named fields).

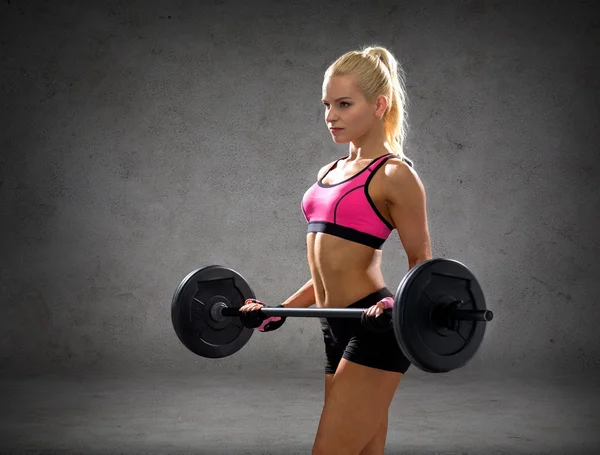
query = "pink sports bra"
xmin=301 ymin=153 xmax=396 ymax=250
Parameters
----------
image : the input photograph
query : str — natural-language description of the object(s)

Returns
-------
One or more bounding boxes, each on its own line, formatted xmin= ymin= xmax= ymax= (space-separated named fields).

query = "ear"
xmin=374 ymin=94 xmax=388 ymax=119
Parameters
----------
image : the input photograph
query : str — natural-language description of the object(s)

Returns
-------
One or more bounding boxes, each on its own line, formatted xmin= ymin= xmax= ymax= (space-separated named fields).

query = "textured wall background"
xmin=1 ymin=0 xmax=598 ymax=379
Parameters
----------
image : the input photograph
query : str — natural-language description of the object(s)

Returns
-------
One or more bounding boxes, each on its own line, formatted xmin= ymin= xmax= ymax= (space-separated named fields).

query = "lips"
xmin=330 ymin=128 xmax=343 ymax=131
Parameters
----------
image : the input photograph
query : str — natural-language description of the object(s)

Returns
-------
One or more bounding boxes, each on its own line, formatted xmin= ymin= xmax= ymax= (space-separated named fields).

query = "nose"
xmin=325 ymin=107 xmax=337 ymax=124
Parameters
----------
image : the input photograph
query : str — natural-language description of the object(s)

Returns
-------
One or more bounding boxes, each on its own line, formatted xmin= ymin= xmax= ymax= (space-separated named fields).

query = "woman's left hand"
xmin=363 ymin=296 xmax=395 ymax=318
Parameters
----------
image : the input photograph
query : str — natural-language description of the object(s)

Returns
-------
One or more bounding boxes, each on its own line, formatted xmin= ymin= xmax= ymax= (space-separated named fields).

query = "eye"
xmin=322 ymin=102 xmax=351 ymax=108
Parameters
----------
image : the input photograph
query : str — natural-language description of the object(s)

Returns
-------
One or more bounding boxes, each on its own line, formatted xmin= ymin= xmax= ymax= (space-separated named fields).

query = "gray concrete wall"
xmin=1 ymin=0 xmax=598 ymax=378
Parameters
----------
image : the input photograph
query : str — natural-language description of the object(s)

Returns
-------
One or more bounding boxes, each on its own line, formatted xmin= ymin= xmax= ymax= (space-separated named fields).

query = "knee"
xmin=311 ymin=442 xmax=325 ymax=455
xmin=311 ymin=438 xmax=330 ymax=455
xmin=312 ymin=441 xmax=359 ymax=455
xmin=313 ymin=431 xmax=362 ymax=455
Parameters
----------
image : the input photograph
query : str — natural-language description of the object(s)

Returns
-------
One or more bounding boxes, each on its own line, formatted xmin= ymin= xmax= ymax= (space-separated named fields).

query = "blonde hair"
xmin=324 ymin=45 xmax=412 ymax=166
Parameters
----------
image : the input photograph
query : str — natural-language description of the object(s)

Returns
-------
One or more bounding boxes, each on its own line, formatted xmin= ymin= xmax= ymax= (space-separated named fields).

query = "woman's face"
xmin=321 ymin=75 xmax=382 ymax=145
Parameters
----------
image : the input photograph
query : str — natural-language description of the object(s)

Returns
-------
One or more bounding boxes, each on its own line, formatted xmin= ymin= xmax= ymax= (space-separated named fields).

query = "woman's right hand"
xmin=239 ymin=299 xmax=287 ymax=332
xmin=239 ymin=299 xmax=267 ymax=313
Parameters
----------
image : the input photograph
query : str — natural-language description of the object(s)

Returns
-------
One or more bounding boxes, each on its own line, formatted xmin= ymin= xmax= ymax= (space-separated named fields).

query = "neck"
xmin=347 ymin=142 xmax=393 ymax=161
xmin=347 ymin=122 xmax=392 ymax=161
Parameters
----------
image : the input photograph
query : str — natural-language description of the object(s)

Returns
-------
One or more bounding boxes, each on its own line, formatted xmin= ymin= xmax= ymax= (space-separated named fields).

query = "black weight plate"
xmin=171 ymin=265 xmax=254 ymax=358
xmin=393 ymin=258 xmax=487 ymax=373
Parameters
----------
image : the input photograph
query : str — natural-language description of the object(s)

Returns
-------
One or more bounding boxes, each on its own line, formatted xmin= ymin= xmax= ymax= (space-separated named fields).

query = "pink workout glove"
xmin=360 ymin=296 xmax=394 ymax=332
xmin=238 ymin=298 xmax=287 ymax=332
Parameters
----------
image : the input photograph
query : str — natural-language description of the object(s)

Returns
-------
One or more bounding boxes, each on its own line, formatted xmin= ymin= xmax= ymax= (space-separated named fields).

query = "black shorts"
xmin=320 ymin=288 xmax=411 ymax=375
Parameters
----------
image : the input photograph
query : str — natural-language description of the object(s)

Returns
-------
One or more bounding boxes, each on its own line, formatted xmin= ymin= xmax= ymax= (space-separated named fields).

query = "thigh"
xmin=324 ymin=373 xmax=334 ymax=402
xmin=321 ymin=318 xmax=348 ymax=375
xmin=343 ymin=324 xmax=411 ymax=374
xmin=313 ymin=359 xmax=403 ymax=455
xmin=327 ymin=287 xmax=410 ymax=374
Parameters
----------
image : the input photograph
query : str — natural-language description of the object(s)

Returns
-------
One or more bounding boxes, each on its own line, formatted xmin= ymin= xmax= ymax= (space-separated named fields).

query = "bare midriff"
xmin=307 ymin=232 xmax=387 ymax=309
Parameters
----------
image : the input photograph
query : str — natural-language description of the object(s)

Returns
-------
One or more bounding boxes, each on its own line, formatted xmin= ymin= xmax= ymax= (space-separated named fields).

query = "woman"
xmin=239 ymin=46 xmax=432 ymax=455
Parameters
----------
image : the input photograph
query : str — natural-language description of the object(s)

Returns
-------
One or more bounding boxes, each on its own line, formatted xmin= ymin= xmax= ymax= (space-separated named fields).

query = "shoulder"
xmin=381 ymin=155 xmax=419 ymax=180
xmin=316 ymin=158 xmax=342 ymax=180
xmin=380 ymin=156 xmax=426 ymax=202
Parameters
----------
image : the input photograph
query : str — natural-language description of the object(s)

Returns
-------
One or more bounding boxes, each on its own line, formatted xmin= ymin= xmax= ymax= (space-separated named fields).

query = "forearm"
xmin=281 ymin=278 xmax=316 ymax=308
xmin=408 ymin=255 xmax=432 ymax=270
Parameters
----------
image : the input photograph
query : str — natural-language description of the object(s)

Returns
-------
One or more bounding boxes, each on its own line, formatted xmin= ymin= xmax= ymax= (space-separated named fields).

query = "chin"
xmin=332 ymin=137 xmax=350 ymax=144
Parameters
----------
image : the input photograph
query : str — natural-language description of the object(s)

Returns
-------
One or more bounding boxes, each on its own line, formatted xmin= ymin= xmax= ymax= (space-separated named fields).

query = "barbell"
xmin=171 ymin=258 xmax=493 ymax=373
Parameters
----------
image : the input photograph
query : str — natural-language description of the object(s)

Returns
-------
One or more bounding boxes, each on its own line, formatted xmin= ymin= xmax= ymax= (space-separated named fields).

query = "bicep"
xmin=386 ymin=165 xmax=432 ymax=264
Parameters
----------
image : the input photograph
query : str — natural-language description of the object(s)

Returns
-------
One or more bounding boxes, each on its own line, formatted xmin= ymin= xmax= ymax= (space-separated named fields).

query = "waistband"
xmin=345 ymin=287 xmax=394 ymax=309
